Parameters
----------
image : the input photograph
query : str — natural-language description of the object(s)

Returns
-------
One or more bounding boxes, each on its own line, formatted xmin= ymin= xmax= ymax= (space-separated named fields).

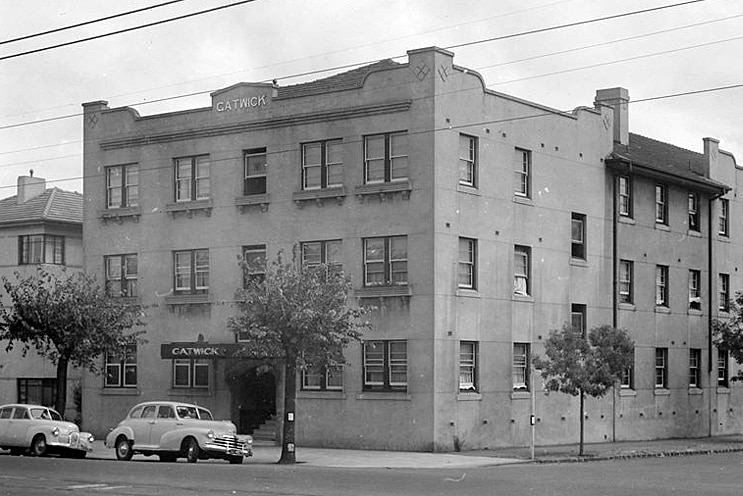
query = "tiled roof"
xmin=276 ymin=59 xmax=402 ymax=99
xmin=0 ymin=188 xmax=83 ymax=225
xmin=611 ymin=133 xmax=728 ymax=191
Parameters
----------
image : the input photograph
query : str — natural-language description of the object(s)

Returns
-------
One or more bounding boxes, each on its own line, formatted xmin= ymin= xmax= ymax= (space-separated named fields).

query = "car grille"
xmin=70 ymin=432 xmax=79 ymax=443
xmin=211 ymin=435 xmax=245 ymax=450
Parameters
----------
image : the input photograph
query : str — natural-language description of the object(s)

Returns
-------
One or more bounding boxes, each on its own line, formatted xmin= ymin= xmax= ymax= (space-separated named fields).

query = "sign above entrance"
xmin=160 ymin=342 xmax=263 ymax=359
xmin=210 ymin=82 xmax=278 ymax=113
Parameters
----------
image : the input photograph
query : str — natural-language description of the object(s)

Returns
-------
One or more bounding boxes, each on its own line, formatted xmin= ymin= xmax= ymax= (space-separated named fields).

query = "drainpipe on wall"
xmin=707 ymin=193 xmax=723 ymax=438
xmin=612 ymin=173 xmax=619 ymax=443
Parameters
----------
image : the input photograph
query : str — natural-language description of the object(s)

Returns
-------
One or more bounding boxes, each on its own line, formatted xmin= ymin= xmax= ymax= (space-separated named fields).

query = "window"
xmin=242 ymin=245 xmax=266 ymax=286
xmin=719 ymin=198 xmax=729 ymax=236
xmin=513 ymin=343 xmax=530 ymax=391
xmin=105 ymin=344 xmax=137 ymax=388
xmin=514 ymin=148 xmax=531 ymax=198
xmin=620 ymin=364 xmax=634 ymax=389
xmin=19 ymin=234 xmax=64 ymax=265
xmin=717 ymin=350 xmax=729 ymax=388
xmin=301 ymin=240 xmax=342 ymax=274
xmin=571 ymin=304 xmax=586 ymax=335
xmin=302 ymin=365 xmax=343 ymax=391
xmin=618 ymin=176 xmax=632 ymax=217
xmin=105 ymin=254 xmax=138 ymax=297
xmin=656 ymin=265 xmax=669 ymax=307
xmin=174 ymin=155 xmax=210 ymax=202
xmin=244 ymin=148 xmax=267 ymax=195
xmin=174 ymin=249 xmax=209 ymax=294
xmin=363 ymin=340 xmax=407 ymax=391
xmin=458 ymin=134 xmax=477 ymax=187
xmin=655 ymin=184 xmax=667 ymax=225
xmin=173 ymin=359 xmax=209 ymax=388
xmin=655 ymin=348 xmax=668 ymax=389
xmin=514 ymin=245 xmax=531 ymax=296
xmin=363 ymin=132 xmax=408 ymax=184
xmin=302 ymin=139 xmax=343 ymax=190
xmin=458 ymin=237 xmax=476 ymax=289
xmin=571 ymin=213 xmax=586 ymax=259
xmin=106 ymin=164 xmax=139 ymax=209
xmin=459 ymin=341 xmax=477 ymax=391
xmin=689 ymin=348 xmax=701 ymax=388
xmin=688 ymin=192 xmax=700 ymax=231
xmin=689 ymin=269 xmax=701 ymax=310
xmin=719 ymin=273 xmax=730 ymax=312
xmin=17 ymin=379 xmax=56 ymax=407
xmin=619 ymin=260 xmax=633 ymax=304
xmin=363 ymin=236 xmax=407 ymax=286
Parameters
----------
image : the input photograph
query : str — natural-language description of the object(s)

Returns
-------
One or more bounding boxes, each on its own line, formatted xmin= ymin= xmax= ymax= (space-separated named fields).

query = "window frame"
xmin=618 ymin=176 xmax=632 ymax=217
xmin=571 ymin=304 xmax=586 ymax=336
xmin=719 ymin=273 xmax=730 ymax=312
xmin=689 ymin=348 xmax=701 ymax=388
xmin=656 ymin=265 xmax=669 ymax=307
xmin=363 ymin=132 xmax=408 ymax=184
xmin=244 ymin=147 xmax=267 ymax=195
xmin=719 ymin=198 xmax=729 ymax=236
xmin=620 ymin=364 xmax=634 ymax=389
xmin=301 ymin=365 xmax=343 ymax=391
xmin=301 ymin=240 xmax=342 ymax=274
xmin=242 ymin=245 xmax=266 ymax=288
xmin=619 ymin=260 xmax=633 ymax=304
xmin=655 ymin=184 xmax=668 ymax=225
xmin=688 ymin=269 xmax=701 ymax=310
xmin=301 ymin=139 xmax=343 ymax=191
xmin=514 ymin=245 xmax=531 ymax=297
xmin=688 ymin=191 xmax=700 ymax=232
xmin=105 ymin=344 xmax=138 ymax=388
xmin=362 ymin=340 xmax=407 ymax=392
xmin=173 ymin=359 xmax=209 ymax=389
xmin=717 ymin=350 xmax=729 ymax=388
xmin=363 ymin=236 xmax=408 ymax=287
xmin=513 ymin=343 xmax=530 ymax=391
xmin=18 ymin=234 xmax=65 ymax=265
xmin=17 ymin=378 xmax=57 ymax=407
xmin=458 ymin=134 xmax=477 ymax=188
xmin=174 ymin=155 xmax=210 ymax=202
xmin=457 ymin=237 xmax=477 ymax=289
xmin=173 ymin=249 xmax=209 ymax=295
xmin=514 ymin=148 xmax=531 ymax=198
xmin=459 ymin=341 xmax=478 ymax=392
xmin=655 ymin=348 xmax=668 ymax=389
xmin=104 ymin=254 xmax=138 ymax=298
xmin=106 ymin=164 xmax=139 ymax=209
xmin=571 ymin=212 xmax=586 ymax=260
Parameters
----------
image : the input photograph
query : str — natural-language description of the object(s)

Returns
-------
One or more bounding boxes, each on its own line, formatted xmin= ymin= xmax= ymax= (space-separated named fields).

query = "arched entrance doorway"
xmin=226 ymin=362 xmax=277 ymax=435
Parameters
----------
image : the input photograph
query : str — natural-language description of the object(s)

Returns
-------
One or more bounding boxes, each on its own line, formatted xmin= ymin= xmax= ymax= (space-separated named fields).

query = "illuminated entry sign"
xmin=214 ymin=95 xmax=268 ymax=112
xmin=160 ymin=342 xmax=263 ymax=359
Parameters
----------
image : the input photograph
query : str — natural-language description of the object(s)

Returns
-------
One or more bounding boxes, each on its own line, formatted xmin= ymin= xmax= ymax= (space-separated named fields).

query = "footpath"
xmin=85 ymin=434 xmax=743 ymax=469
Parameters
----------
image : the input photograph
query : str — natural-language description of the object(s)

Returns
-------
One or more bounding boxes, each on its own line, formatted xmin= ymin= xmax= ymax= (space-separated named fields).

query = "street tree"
xmin=533 ymin=324 xmax=634 ymax=455
xmin=712 ymin=291 xmax=743 ymax=382
xmin=227 ymin=249 xmax=369 ymax=464
xmin=0 ymin=268 xmax=145 ymax=417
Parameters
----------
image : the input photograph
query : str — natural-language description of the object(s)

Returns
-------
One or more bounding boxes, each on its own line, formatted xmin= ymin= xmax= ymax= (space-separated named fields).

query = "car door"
xmin=148 ymin=405 xmax=178 ymax=449
xmin=0 ymin=407 xmax=14 ymax=446
xmin=9 ymin=407 xmax=31 ymax=446
xmin=131 ymin=404 xmax=157 ymax=449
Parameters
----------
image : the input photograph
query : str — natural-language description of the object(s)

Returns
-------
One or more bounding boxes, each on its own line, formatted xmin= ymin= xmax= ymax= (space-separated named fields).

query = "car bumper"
xmin=49 ymin=431 xmax=94 ymax=452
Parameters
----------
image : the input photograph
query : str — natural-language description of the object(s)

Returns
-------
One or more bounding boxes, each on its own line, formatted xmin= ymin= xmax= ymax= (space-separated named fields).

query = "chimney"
xmin=17 ymin=171 xmax=46 ymax=204
xmin=595 ymin=87 xmax=629 ymax=146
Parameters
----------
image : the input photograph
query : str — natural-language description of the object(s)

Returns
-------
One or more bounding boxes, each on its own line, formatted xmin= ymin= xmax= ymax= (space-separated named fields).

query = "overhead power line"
xmin=0 ymin=0 xmax=261 ymax=62
xmin=0 ymin=0 xmax=188 ymax=46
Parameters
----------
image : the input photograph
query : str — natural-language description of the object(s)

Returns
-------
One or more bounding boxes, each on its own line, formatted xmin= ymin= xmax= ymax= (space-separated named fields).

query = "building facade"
xmin=0 ymin=174 xmax=84 ymax=420
xmin=81 ymin=47 xmax=742 ymax=451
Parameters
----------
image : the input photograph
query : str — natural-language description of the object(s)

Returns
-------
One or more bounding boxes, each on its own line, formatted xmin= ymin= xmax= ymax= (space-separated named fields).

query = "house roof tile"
xmin=275 ymin=59 xmax=401 ymax=99
xmin=0 ymin=188 xmax=83 ymax=226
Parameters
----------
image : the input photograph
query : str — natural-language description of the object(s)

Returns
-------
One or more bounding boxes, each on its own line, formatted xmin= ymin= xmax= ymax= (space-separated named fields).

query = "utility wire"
xmin=0 ymin=0 xmax=188 ymax=46
xmin=0 ymin=0 xmax=261 ymax=62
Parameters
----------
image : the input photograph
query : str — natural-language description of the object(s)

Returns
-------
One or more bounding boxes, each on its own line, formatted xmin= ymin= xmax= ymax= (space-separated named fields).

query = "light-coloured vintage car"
xmin=105 ymin=401 xmax=253 ymax=464
xmin=0 ymin=403 xmax=94 ymax=458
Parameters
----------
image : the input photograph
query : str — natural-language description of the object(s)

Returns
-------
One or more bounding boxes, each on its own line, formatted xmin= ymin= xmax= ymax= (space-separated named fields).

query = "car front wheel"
xmin=115 ymin=437 xmax=133 ymax=461
xmin=184 ymin=438 xmax=199 ymax=463
xmin=31 ymin=435 xmax=48 ymax=457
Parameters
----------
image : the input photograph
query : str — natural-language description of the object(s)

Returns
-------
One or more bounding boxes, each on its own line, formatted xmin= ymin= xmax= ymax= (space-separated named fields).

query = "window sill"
xmin=168 ymin=389 xmax=211 ymax=397
xmin=164 ymin=294 xmax=211 ymax=305
xmin=511 ymin=391 xmax=531 ymax=400
xmin=512 ymin=195 xmax=533 ymax=206
xmin=717 ymin=310 xmax=730 ymax=318
xmin=456 ymin=288 xmax=480 ymax=298
xmin=654 ymin=223 xmax=670 ymax=231
xmin=457 ymin=392 xmax=482 ymax=401
xmin=165 ymin=199 xmax=213 ymax=217
xmin=688 ymin=308 xmax=703 ymax=316
xmin=569 ymin=258 xmax=588 ymax=267
xmin=356 ymin=392 xmax=411 ymax=401
xmin=618 ymin=216 xmax=635 ymax=225
xmin=717 ymin=387 xmax=731 ymax=395
xmin=688 ymin=388 xmax=704 ymax=396
xmin=717 ymin=235 xmax=731 ymax=243
xmin=107 ymin=296 xmax=140 ymax=305
xmin=456 ymin=184 xmax=479 ymax=195
xmin=355 ymin=285 xmax=411 ymax=298
xmin=687 ymin=230 xmax=702 ymax=237
xmin=234 ymin=194 xmax=270 ymax=212
xmin=298 ymin=391 xmax=346 ymax=400
xmin=654 ymin=388 xmax=670 ymax=396
xmin=101 ymin=388 xmax=141 ymax=396
xmin=354 ymin=179 xmax=412 ymax=201
xmin=618 ymin=303 xmax=636 ymax=311
xmin=619 ymin=388 xmax=637 ymax=397
xmin=292 ymin=187 xmax=346 ymax=207
xmin=655 ymin=306 xmax=671 ymax=314
xmin=513 ymin=293 xmax=534 ymax=303
xmin=99 ymin=206 xmax=142 ymax=223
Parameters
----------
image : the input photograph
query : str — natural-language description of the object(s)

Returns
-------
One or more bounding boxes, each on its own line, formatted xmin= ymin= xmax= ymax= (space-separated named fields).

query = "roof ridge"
xmin=42 ymin=188 xmax=56 ymax=218
xmin=630 ymin=132 xmax=703 ymax=157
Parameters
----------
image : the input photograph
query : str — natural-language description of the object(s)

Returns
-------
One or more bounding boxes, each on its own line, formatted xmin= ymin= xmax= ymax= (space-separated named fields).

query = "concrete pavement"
xmin=83 ymin=434 xmax=743 ymax=468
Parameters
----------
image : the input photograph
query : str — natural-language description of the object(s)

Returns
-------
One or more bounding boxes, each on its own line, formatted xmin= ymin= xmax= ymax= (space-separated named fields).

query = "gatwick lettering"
xmin=215 ymin=95 xmax=267 ymax=112
xmin=170 ymin=347 xmax=223 ymax=357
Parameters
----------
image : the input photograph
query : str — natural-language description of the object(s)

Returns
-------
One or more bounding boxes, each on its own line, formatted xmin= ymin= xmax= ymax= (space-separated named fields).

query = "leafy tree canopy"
xmin=712 ymin=291 xmax=743 ymax=382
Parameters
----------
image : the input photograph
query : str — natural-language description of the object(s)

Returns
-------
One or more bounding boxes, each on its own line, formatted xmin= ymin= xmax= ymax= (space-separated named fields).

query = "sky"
xmin=1 ymin=0 xmax=742 ymax=199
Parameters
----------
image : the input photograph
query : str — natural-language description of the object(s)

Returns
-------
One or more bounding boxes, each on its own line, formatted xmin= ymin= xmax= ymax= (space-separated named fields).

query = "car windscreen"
xmin=197 ymin=408 xmax=213 ymax=420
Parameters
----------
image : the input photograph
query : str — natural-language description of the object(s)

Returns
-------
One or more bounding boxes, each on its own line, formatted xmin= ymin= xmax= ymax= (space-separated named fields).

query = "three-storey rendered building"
xmin=81 ymin=47 xmax=741 ymax=451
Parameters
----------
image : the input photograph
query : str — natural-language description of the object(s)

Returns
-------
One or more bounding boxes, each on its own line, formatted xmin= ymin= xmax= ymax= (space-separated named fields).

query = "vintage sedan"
xmin=105 ymin=401 xmax=253 ymax=464
xmin=0 ymin=403 xmax=94 ymax=458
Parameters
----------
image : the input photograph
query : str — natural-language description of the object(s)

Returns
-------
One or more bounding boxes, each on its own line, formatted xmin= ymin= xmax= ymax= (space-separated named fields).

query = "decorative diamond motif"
xmin=87 ymin=113 xmax=99 ymax=128
xmin=412 ymin=63 xmax=430 ymax=81
xmin=438 ymin=64 xmax=450 ymax=82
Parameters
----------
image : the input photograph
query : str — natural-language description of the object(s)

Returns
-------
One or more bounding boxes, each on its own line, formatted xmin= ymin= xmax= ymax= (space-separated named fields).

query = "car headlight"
xmin=245 ymin=435 xmax=253 ymax=445
xmin=88 ymin=434 xmax=95 ymax=443
xmin=51 ymin=427 xmax=60 ymax=437
xmin=206 ymin=430 xmax=215 ymax=439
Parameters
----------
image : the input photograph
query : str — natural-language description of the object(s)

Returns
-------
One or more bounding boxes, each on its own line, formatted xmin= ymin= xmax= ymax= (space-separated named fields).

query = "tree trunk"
xmin=278 ymin=359 xmax=297 ymax=464
xmin=579 ymin=390 xmax=585 ymax=456
xmin=55 ymin=356 xmax=69 ymax=417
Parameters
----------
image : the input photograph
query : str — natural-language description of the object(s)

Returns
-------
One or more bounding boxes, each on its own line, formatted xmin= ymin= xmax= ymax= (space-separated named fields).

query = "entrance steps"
xmin=251 ymin=415 xmax=279 ymax=443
